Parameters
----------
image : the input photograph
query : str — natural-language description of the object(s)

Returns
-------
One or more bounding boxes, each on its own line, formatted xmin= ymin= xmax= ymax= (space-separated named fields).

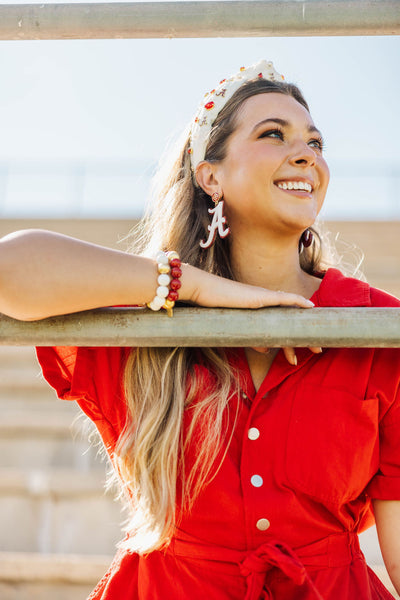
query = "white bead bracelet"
xmin=147 ymin=251 xmax=182 ymax=317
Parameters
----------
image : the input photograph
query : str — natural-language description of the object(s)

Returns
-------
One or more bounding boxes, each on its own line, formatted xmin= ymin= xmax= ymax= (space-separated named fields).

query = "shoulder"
xmin=369 ymin=286 xmax=400 ymax=308
xmin=315 ymin=268 xmax=400 ymax=308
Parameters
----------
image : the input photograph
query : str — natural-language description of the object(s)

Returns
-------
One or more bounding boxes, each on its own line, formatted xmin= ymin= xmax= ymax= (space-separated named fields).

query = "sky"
xmin=0 ymin=7 xmax=398 ymax=219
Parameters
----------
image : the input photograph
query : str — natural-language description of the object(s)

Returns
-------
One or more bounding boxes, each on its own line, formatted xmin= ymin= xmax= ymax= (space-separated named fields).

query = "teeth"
xmin=277 ymin=181 xmax=312 ymax=192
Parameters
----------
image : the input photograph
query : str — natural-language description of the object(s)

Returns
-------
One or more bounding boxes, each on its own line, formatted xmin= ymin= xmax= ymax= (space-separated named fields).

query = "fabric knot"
xmin=240 ymin=540 xmax=308 ymax=600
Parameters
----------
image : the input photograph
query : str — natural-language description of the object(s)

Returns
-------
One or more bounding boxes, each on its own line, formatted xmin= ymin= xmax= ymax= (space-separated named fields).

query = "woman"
xmin=0 ymin=60 xmax=399 ymax=599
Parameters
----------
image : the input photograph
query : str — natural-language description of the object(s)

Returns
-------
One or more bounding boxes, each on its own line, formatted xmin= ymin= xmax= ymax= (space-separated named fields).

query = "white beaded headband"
xmin=188 ymin=59 xmax=285 ymax=179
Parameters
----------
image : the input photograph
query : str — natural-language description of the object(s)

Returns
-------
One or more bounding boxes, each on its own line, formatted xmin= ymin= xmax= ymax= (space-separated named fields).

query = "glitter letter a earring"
xmin=199 ymin=192 xmax=231 ymax=249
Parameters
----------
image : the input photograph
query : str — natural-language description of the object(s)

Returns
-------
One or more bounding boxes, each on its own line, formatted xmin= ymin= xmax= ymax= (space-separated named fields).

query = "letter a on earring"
xmin=200 ymin=192 xmax=231 ymax=249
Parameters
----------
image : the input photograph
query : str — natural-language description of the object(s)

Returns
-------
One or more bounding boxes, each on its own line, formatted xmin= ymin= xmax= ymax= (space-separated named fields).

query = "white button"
xmin=248 ymin=427 xmax=260 ymax=440
xmin=241 ymin=391 xmax=248 ymax=399
xmin=250 ymin=474 xmax=263 ymax=487
xmin=256 ymin=518 xmax=270 ymax=531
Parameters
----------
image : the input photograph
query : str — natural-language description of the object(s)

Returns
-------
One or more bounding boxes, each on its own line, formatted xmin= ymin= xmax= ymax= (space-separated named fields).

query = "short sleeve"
xmin=36 ymin=346 xmax=131 ymax=454
xmin=366 ymin=346 xmax=400 ymax=500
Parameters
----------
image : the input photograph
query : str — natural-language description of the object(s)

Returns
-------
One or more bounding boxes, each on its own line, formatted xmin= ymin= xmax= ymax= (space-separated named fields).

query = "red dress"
xmin=36 ymin=269 xmax=400 ymax=600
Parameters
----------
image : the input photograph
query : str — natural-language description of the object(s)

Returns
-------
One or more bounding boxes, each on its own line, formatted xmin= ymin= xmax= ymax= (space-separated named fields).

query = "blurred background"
xmin=0 ymin=7 xmax=399 ymax=599
xmin=0 ymin=32 xmax=399 ymax=222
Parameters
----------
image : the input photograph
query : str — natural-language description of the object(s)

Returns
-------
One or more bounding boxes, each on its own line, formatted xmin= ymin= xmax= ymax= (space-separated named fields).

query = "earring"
xmin=199 ymin=192 xmax=231 ymax=249
xmin=299 ymin=229 xmax=314 ymax=251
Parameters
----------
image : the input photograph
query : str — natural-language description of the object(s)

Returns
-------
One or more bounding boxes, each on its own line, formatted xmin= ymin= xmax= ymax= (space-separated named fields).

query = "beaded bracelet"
xmin=147 ymin=251 xmax=182 ymax=317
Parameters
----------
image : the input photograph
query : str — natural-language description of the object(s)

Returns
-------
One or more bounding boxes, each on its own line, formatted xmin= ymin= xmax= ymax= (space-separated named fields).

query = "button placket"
xmin=241 ymin=396 xmax=271 ymax=544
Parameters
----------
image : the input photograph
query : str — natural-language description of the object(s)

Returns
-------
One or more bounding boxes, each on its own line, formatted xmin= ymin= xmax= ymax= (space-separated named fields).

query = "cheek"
xmin=320 ymin=159 xmax=330 ymax=188
xmin=220 ymin=159 xmax=251 ymax=195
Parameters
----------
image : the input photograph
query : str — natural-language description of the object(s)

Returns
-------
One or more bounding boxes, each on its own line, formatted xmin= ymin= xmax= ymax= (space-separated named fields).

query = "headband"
xmin=188 ymin=59 xmax=285 ymax=178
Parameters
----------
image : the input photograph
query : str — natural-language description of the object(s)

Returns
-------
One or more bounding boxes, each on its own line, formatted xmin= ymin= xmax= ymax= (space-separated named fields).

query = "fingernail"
xmin=293 ymin=354 xmax=297 ymax=366
xmin=306 ymin=300 xmax=315 ymax=307
xmin=317 ymin=348 xmax=323 ymax=353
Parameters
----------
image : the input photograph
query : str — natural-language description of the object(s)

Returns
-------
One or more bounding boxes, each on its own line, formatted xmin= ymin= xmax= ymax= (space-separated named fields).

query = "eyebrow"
xmin=251 ymin=117 xmax=323 ymax=139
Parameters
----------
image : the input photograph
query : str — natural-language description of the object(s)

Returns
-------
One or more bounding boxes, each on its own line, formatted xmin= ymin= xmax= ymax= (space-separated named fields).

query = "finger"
xmin=309 ymin=347 xmax=323 ymax=354
xmin=251 ymin=347 xmax=271 ymax=354
xmin=267 ymin=291 xmax=314 ymax=309
xmin=283 ymin=347 xmax=297 ymax=366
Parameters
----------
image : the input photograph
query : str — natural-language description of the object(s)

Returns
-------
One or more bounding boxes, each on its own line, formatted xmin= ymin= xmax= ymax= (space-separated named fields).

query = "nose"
xmin=288 ymin=141 xmax=317 ymax=167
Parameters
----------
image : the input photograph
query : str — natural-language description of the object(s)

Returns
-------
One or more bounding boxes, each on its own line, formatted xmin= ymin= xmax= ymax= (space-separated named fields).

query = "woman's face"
xmin=214 ymin=92 xmax=330 ymax=239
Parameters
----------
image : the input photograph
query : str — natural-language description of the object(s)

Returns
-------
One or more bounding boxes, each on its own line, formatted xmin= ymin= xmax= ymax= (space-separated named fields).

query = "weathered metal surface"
xmin=0 ymin=1 xmax=398 ymax=41
xmin=1 ymin=307 xmax=400 ymax=347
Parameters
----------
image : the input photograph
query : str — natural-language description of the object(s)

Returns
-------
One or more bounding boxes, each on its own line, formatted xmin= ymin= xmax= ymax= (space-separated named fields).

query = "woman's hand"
xmin=252 ymin=346 xmax=322 ymax=366
xmin=184 ymin=264 xmax=315 ymax=310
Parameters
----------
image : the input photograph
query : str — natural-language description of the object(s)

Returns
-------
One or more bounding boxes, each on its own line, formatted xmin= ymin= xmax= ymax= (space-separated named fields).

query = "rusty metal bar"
xmin=0 ymin=1 xmax=398 ymax=41
xmin=1 ymin=307 xmax=400 ymax=347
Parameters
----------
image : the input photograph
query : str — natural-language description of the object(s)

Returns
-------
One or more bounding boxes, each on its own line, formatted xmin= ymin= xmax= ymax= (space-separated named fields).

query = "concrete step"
xmin=1 ymin=410 xmax=80 ymax=434
xmin=0 ymin=346 xmax=58 ymax=406
xmin=0 ymin=346 xmax=38 ymax=367
xmin=0 ymin=551 xmax=112 ymax=600
xmin=0 ymin=468 xmax=121 ymax=554
xmin=0 ymin=364 xmax=50 ymax=390
xmin=0 ymin=408 xmax=103 ymax=470
xmin=0 ymin=552 xmax=397 ymax=600
xmin=0 ymin=389 xmax=76 ymax=412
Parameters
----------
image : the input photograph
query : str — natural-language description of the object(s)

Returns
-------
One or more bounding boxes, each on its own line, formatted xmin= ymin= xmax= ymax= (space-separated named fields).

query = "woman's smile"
xmin=275 ymin=179 xmax=313 ymax=193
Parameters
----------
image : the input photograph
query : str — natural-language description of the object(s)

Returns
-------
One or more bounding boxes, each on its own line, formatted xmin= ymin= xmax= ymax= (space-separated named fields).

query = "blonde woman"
xmin=0 ymin=60 xmax=399 ymax=600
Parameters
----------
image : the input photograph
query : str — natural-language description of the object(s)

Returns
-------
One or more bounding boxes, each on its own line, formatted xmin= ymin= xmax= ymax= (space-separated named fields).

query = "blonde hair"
xmin=113 ymin=78 xmax=333 ymax=553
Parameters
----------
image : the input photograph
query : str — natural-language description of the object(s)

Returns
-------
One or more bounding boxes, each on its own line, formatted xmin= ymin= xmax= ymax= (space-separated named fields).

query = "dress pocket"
xmin=285 ymin=383 xmax=379 ymax=504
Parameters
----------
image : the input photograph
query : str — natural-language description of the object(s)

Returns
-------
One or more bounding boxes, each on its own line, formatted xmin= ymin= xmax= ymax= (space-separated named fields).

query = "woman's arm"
xmin=0 ymin=229 xmax=314 ymax=321
xmin=373 ymin=499 xmax=400 ymax=594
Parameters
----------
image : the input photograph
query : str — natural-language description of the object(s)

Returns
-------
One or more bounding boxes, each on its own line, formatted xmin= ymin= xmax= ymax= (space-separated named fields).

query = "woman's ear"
xmin=195 ymin=161 xmax=222 ymax=197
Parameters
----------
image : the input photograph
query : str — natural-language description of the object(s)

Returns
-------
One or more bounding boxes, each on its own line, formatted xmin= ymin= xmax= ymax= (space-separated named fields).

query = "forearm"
xmin=373 ymin=499 xmax=400 ymax=594
xmin=0 ymin=229 xmax=314 ymax=321
xmin=0 ymin=230 xmax=192 ymax=320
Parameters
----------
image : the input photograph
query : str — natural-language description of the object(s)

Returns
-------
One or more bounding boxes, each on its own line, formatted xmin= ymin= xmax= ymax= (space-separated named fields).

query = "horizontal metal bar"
xmin=1 ymin=307 xmax=400 ymax=347
xmin=0 ymin=1 xmax=398 ymax=41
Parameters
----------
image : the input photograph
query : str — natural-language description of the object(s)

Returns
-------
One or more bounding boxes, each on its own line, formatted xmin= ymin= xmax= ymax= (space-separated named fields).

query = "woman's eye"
xmin=258 ymin=130 xmax=326 ymax=151
xmin=309 ymin=138 xmax=325 ymax=151
xmin=258 ymin=129 xmax=283 ymax=140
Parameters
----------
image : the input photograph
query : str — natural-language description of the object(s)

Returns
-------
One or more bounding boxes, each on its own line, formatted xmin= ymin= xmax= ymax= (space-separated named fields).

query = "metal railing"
xmin=1 ymin=307 xmax=400 ymax=347
xmin=0 ymin=1 xmax=399 ymax=40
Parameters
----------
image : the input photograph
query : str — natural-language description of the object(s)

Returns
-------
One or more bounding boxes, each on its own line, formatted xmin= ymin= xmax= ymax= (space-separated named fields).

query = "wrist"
xmin=179 ymin=263 xmax=199 ymax=304
xmin=146 ymin=251 xmax=183 ymax=317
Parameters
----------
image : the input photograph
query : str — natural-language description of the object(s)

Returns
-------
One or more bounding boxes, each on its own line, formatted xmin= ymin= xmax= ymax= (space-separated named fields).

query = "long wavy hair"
xmin=113 ymin=78 xmax=331 ymax=553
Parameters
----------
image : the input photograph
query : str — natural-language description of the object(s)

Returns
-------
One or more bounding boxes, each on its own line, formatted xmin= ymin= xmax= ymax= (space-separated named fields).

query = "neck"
xmin=230 ymin=230 xmax=318 ymax=298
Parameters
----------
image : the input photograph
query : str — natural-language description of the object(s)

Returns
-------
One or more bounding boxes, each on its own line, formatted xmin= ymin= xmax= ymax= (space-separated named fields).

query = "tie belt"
xmin=167 ymin=531 xmax=363 ymax=600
